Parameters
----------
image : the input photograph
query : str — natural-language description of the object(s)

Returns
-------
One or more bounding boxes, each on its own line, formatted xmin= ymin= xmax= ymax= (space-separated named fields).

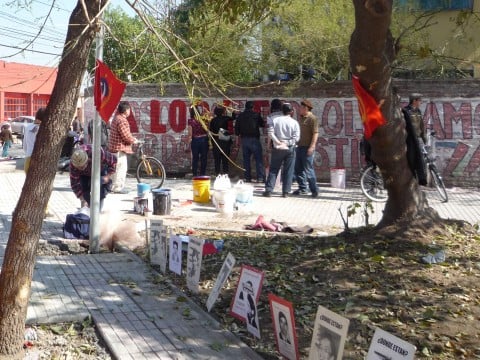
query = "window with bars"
xmin=4 ymin=93 xmax=28 ymax=120
xmin=396 ymin=0 xmax=473 ymax=10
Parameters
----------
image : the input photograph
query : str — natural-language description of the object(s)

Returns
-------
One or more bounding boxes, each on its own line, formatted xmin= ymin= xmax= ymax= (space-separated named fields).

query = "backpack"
xmin=88 ymin=120 xmax=109 ymax=148
xmin=63 ymin=213 xmax=90 ymax=239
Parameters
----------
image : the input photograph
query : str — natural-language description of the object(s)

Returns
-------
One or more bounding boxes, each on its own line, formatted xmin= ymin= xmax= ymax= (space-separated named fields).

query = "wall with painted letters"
xmin=84 ymin=81 xmax=480 ymax=187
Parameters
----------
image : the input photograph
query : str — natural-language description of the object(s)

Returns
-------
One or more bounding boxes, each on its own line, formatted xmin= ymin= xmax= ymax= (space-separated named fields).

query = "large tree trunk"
xmin=349 ymin=0 xmax=435 ymax=227
xmin=0 ymin=2 xmax=104 ymax=357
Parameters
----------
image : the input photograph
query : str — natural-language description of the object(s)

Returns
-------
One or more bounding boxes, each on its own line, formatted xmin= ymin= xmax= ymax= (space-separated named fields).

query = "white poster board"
xmin=169 ymin=234 xmax=182 ymax=276
xmin=186 ymin=237 xmax=204 ymax=293
xmin=230 ymin=265 xmax=264 ymax=322
xmin=149 ymin=220 xmax=168 ymax=273
xmin=366 ymin=327 xmax=416 ymax=360
xmin=308 ymin=305 xmax=350 ymax=360
xmin=206 ymin=252 xmax=236 ymax=312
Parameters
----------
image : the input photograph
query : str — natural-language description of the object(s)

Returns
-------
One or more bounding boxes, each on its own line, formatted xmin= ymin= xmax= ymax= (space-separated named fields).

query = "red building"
xmin=0 ymin=61 xmax=57 ymax=122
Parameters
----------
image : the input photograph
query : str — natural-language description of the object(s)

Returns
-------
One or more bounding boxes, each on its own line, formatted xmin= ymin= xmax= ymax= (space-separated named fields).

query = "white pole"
xmin=89 ymin=25 xmax=104 ymax=253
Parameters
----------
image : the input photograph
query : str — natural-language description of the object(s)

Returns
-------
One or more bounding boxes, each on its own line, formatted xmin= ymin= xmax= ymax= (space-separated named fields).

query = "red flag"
xmin=352 ymin=75 xmax=386 ymax=139
xmin=94 ymin=59 xmax=126 ymax=122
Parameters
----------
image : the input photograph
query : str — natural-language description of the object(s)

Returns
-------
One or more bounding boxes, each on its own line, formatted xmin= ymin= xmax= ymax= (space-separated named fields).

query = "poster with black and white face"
xmin=269 ymin=294 xmax=299 ymax=360
xmin=366 ymin=327 xmax=416 ymax=360
xmin=308 ymin=306 xmax=350 ymax=360
xmin=206 ymin=252 xmax=236 ymax=312
xmin=186 ymin=236 xmax=204 ymax=293
xmin=169 ymin=234 xmax=182 ymax=276
xmin=230 ymin=265 xmax=264 ymax=322
xmin=150 ymin=220 xmax=168 ymax=273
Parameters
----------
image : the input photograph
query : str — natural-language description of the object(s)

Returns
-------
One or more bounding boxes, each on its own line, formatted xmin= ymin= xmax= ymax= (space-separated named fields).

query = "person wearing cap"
xmin=263 ymin=103 xmax=300 ymax=197
xmin=404 ymin=93 xmax=427 ymax=144
xmin=293 ymin=99 xmax=319 ymax=198
xmin=107 ymin=101 xmax=137 ymax=194
xmin=70 ymin=144 xmax=117 ymax=211
xmin=234 ymin=101 xmax=265 ymax=183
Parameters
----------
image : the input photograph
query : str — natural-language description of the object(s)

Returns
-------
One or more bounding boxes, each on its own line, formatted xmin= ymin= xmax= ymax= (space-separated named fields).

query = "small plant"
xmin=339 ymin=200 xmax=375 ymax=231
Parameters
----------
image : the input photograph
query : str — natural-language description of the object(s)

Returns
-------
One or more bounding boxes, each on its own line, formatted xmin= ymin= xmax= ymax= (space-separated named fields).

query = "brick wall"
xmin=84 ymin=79 xmax=480 ymax=187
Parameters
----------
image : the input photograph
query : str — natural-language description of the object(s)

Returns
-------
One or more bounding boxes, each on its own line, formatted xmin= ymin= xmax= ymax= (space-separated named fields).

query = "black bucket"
xmin=152 ymin=189 xmax=171 ymax=215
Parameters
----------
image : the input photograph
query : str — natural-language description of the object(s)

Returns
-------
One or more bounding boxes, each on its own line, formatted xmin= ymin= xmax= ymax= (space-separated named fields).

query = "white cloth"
xmin=23 ymin=123 xmax=39 ymax=157
xmin=111 ymin=151 xmax=128 ymax=191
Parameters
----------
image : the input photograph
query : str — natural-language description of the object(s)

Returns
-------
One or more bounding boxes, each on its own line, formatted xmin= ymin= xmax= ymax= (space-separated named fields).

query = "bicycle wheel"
xmin=136 ymin=157 xmax=166 ymax=189
xmin=429 ymin=165 xmax=448 ymax=202
xmin=360 ymin=165 xmax=388 ymax=202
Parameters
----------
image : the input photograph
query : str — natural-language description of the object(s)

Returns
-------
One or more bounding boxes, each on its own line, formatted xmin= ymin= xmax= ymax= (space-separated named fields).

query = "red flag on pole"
xmin=352 ymin=75 xmax=386 ymax=140
xmin=94 ymin=59 xmax=126 ymax=122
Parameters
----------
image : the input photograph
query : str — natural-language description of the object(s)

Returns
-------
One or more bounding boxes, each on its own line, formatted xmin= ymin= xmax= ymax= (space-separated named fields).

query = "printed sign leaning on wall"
xmin=366 ymin=327 xmax=416 ymax=360
xmin=230 ymin=265 xmax=264 ymax=322
xmin=149 ymin=219 xmax=168 ymax=273
xmin=186 ymin=237 xmax=205 ymax=293
xmin=308 ymin=305 xmax=350 ymax=360
xmin=169 ymin=234 xmax=182 ymax=276
xmin=206 ymin=252 xmax=236 ymax=312
xmin=268 ymin=294 xmax=299 ymax=360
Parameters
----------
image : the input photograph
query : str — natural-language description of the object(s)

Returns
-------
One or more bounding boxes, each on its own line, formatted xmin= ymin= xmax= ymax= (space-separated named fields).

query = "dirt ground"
xmin=30 ymin=217 xmax=480 ymax=359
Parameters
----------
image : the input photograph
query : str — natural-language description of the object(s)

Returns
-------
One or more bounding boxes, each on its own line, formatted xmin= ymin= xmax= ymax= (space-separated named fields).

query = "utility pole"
xmin=89 ymin=25 xmax=104 ymax=253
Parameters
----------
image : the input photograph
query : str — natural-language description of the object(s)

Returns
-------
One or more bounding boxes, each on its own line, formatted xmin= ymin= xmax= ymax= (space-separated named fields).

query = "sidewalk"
xmin=1 ymin=144 xmax=480 ymax=359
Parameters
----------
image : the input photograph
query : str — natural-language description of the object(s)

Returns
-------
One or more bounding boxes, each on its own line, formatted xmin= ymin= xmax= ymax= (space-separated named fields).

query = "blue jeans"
xmin=2 ymin=140 xmax=11 ymax=157
xmin=191 ymin=137 xmax=209 ymax=176
xmin=212 ymin=140 xmax=231 ymax=175
xmin=79 ymin=174 xmax=110 ymax=210
xmin=295 ymin=146 xmax=319 ymax=193
xmin=241 ymin=137 xmax=265 ymax=181
xmin=265 ymin=146 xmax=295 ymax=194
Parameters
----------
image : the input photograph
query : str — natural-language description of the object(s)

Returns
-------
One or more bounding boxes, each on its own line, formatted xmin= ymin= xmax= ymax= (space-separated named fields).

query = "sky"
xmin=0 ymin=0 xmax=133 ymax=67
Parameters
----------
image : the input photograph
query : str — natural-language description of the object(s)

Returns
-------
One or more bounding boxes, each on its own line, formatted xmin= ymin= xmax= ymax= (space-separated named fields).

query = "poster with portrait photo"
xmin=246 ymin=294 xmax=261 ymax=339
xmin=366 ymin=327 xmax=415 ymax=360
xmin=268 ymin=294 xmax=299 ymax=360
xmin=230 ymin=265 xmax=264 ymax=322
xmin=308 ymin=305 xmax=350 ymax=360
xmin=186 ymin=236 xmax=204 ymax=293
xmin=206 ymin=252 xmax=236 ymax=312
xmin=150 ymin=220 xmax=168 ymax=273
xmin=169 ymin=234 xmax=182 ymax=276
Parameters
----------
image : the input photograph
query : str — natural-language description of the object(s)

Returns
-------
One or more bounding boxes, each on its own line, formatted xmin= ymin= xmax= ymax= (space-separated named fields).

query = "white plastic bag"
xmin=213 ymin=174 xmax=231 ymax=191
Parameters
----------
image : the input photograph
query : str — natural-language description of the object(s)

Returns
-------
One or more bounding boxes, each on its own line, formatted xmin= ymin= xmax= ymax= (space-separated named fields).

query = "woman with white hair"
xmin=69 ymin=144 xmax=117 ymax=210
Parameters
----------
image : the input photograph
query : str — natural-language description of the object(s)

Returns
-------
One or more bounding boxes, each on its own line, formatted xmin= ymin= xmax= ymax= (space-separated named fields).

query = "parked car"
xmin=9 ymin=116 xmax=35 ymax=136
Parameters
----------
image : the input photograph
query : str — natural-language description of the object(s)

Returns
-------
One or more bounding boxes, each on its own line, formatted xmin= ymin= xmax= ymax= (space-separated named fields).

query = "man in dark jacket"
xmin=234 ymin=101 xmax=265 ymax=183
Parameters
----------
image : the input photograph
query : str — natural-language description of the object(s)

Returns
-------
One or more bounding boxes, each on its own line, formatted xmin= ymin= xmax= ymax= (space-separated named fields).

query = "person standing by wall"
xmin=209 ymin=105 xmax=233 ymax=175
xmin=107 ymin=101 xmax=137 ymax=194
xmin=0 ymin=123 xmax=13 ymax=158
xmin=263 ymin=103 xmax=300 ymax=197
xmin=187 ymin=105 xmax=209 ymax=176
xmin=234 ymin=101 xmax=265 ymax=183
xmin=403 ymin=93 xmax=427 ymax=144
xmin=69 ymin=144 xmax=117 ymax=211
xmin=293 ymin=99 xmax=319 ymax=198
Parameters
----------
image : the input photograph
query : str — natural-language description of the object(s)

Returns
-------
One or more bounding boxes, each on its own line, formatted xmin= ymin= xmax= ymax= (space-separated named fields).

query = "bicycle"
xmin=360 ymin=138 xmax=448 ymax=203
xmin=134 ymin=140 xmax=166 ymax=189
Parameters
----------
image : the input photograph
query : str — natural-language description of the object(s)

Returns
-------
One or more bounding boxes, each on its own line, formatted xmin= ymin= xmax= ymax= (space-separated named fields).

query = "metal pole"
xmin=89 ymin=25 xmax=104 ymax=253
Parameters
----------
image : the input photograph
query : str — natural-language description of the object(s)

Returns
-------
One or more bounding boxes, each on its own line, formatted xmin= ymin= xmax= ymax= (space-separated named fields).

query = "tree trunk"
xmin=349 ymin=0 xmax=435 ymax=227
xmin=0 ymin=1 xmax=104 ymax=357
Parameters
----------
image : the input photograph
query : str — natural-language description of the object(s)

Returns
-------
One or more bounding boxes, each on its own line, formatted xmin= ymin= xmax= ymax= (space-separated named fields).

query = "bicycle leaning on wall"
xmin=134 ymin=140 xmax=166 ymax=189
xmin=359 ymin=132 xmax=448 ymax=203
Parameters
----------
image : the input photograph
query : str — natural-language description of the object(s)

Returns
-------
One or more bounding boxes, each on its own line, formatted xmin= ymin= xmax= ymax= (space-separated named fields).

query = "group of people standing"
xmin=188 ymin=98 xmax=320 ymax=198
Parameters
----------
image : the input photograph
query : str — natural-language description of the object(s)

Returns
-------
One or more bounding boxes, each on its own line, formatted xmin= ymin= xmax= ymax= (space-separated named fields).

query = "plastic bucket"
xmin=152 ymin=189 xmax=171 ymax=215
xmin=235 ymin=181 xmax=254 ymax=204
xmin=213 ymin=189 xmax=236 ymax=214
xmin=330 ymin=168 xmax=346 ymax=189
xmin=192 ymin=176 xmax=211 ymax=203
xmin=137 ymin=183 xmax=151 ymax=198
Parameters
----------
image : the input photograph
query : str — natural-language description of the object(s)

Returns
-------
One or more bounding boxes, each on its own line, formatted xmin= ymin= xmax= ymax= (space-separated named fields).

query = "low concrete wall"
xmin=84 ymin=80 xmax=480 ymax=187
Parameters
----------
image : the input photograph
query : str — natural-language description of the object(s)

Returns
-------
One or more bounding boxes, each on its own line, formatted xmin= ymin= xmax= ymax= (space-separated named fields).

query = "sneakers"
xmin=311 ymin=192 xmax=319 ymax=198
xmin=262 ymin=191 xmax=271 ymax=197
xmin=292 ymin=189 xmax=309 ymax=196
xmin=282 ymin=192 xmax=289 ymax=198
